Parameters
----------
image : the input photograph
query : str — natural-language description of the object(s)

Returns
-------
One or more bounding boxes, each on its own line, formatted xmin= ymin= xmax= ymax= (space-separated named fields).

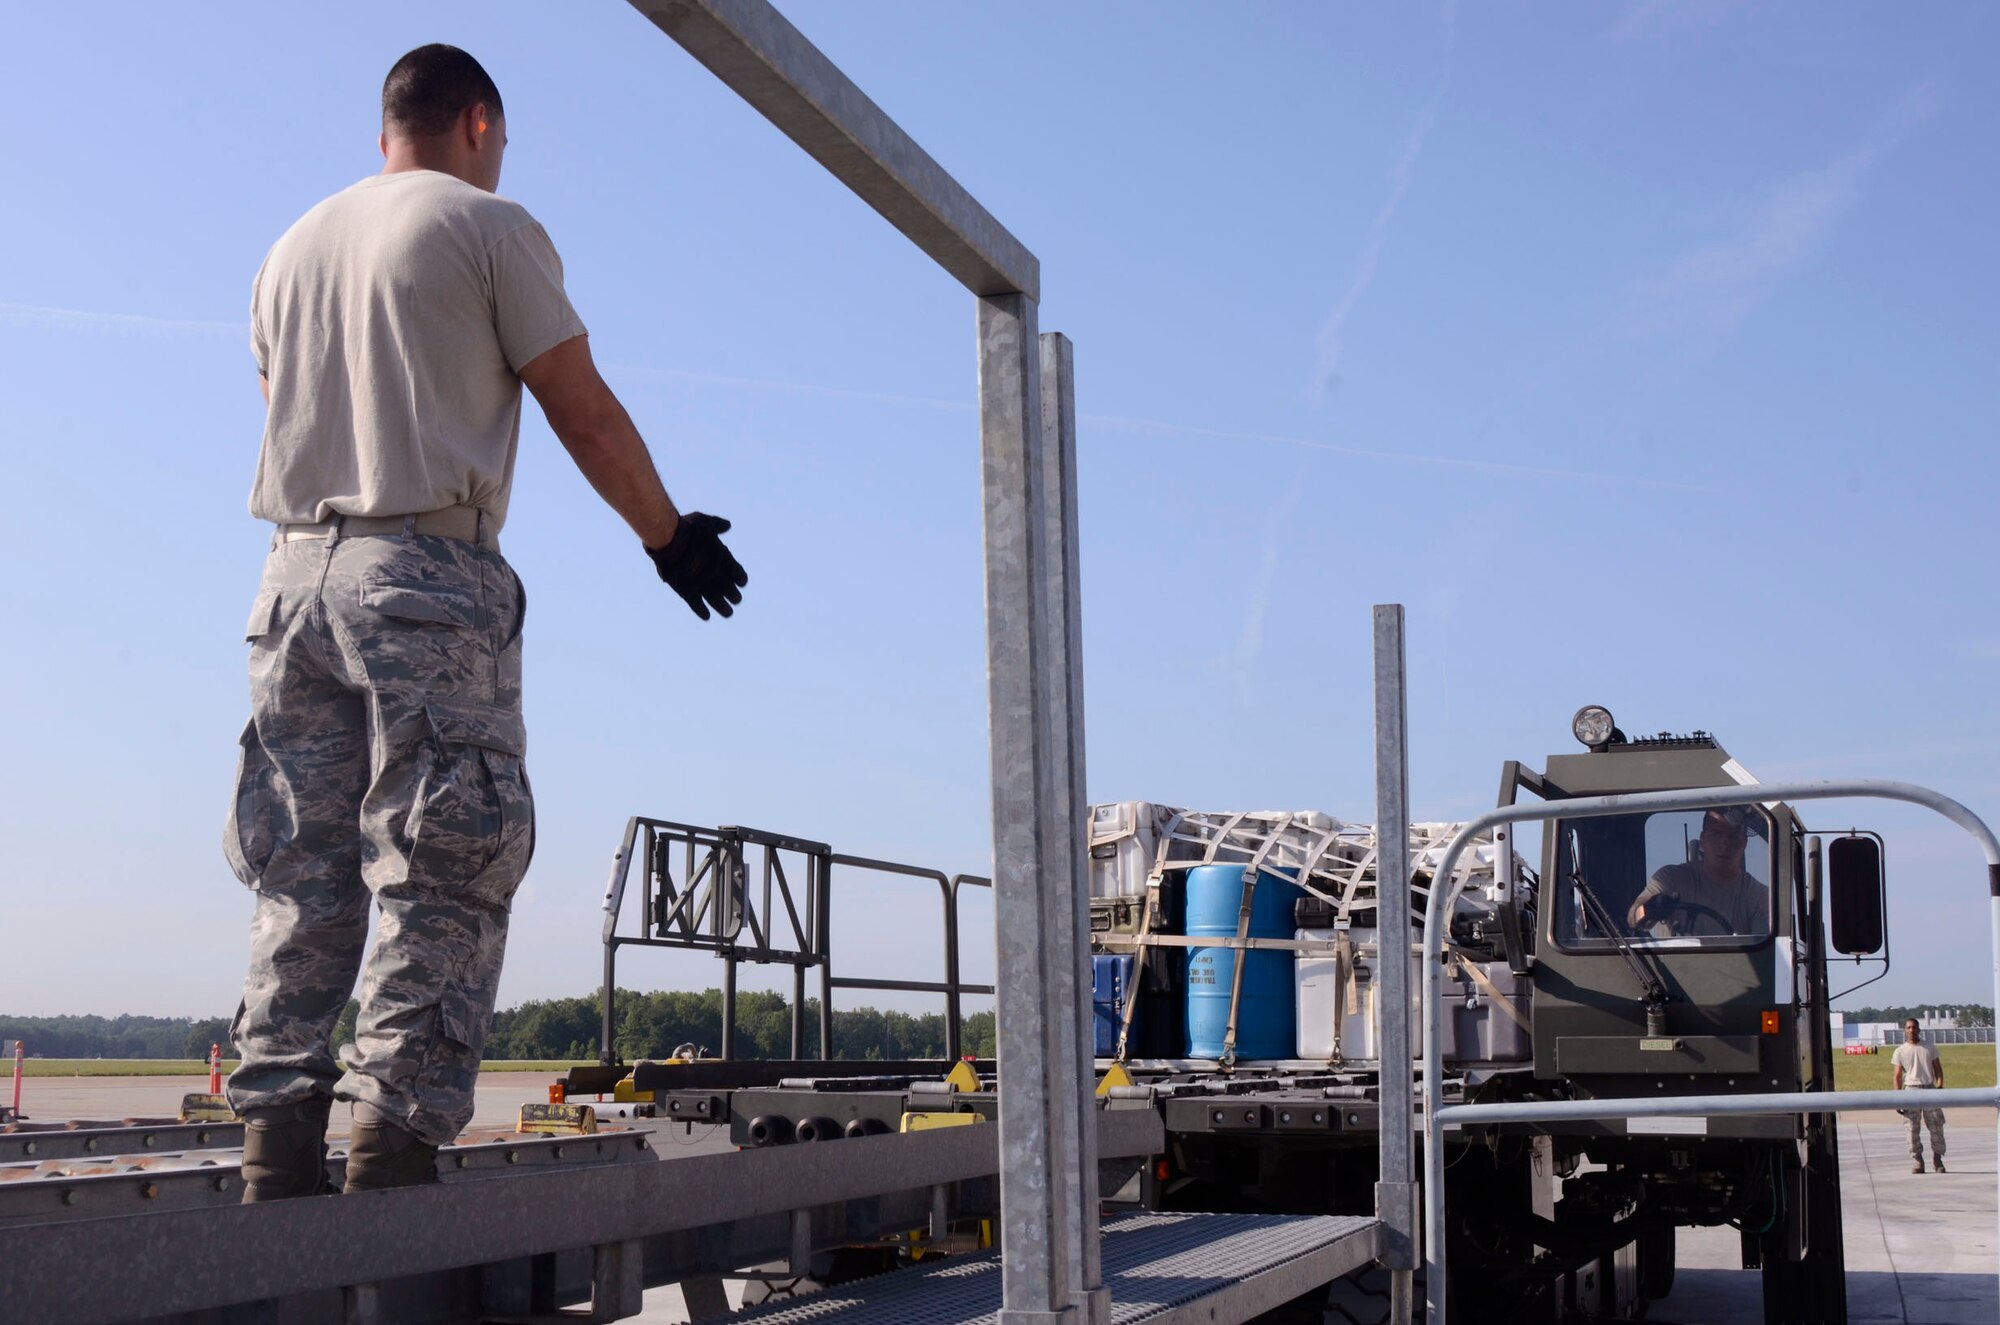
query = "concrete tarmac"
xmin=1653 ymin=1115 xmax=1997 ymax=1324
xmin=12 ymin=1077 xmax=1998 ymax=1321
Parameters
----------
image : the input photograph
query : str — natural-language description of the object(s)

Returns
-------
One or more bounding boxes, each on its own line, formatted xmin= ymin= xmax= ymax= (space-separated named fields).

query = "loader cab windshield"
xmin=1555 ymin=805 xmax=1773 ymax=949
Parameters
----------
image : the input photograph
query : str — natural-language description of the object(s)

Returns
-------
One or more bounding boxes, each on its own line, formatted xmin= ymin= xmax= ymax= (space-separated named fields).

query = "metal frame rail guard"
xmin=598 ymin=818 xmax=993 ymax=1064
xmin=1416 ymin=779 xmax=2000 ymax=1325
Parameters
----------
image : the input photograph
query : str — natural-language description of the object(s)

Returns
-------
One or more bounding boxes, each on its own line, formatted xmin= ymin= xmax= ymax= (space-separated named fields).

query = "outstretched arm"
xmin=519 ymin=334 xmax=745 ymax=620
xmin=518 ymin=334 xmax=679 ymax=549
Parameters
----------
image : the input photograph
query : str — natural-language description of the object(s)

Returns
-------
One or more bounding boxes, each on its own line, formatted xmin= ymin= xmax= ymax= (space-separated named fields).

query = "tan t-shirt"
xmin=1892 ymin=1040 xmax=1942 ymax=1088
xmin=1631 ymin=861 xmax=1770 ymax=937
xmin=249 ymin=170 xmax=586 ymax=533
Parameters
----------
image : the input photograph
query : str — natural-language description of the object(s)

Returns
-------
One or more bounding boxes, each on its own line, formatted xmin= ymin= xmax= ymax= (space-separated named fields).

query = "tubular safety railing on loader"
xmin=600 ymin=818 xmax=993 ymax=1065
xmin=1416 ymin=780 xmax=2000 ymax=1325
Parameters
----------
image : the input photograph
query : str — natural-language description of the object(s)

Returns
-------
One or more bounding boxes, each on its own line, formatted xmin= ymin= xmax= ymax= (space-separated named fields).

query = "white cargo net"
xmin=1145 ymin=808 xmax=1519 ymax=923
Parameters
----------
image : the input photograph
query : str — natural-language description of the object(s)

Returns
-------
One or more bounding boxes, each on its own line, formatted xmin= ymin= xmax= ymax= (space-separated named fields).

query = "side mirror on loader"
xmin=1827 ymin=834 xmax=1886 ymax=956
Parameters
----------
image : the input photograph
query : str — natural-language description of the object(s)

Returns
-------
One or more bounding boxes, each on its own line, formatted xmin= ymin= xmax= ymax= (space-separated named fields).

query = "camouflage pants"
xmin=223 ymin=529 xmax=533 ymax=1145
xmin=1905 ymin=1101 xmax=1946 ymax=1161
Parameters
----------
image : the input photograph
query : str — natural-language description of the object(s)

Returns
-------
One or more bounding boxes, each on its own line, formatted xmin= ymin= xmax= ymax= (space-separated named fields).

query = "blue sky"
xmin=1 ymin=2 xmax=1995 ymax=1026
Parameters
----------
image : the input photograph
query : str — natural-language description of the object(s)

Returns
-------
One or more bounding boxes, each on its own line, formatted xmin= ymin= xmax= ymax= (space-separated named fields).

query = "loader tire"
xmin=1323 ymin=1264 xmax=1399 ymax=1324
xmin=1640 ymin=1222 xmax=1676 ymax=1302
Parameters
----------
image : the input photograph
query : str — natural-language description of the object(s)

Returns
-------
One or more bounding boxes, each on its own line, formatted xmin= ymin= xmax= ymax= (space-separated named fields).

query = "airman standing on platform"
xmin=224 ymin=44 xmax=746 ymax=1201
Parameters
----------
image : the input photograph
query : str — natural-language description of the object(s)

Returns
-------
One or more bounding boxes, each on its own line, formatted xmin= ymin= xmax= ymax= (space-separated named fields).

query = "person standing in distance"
xmin=1892 ymin=1018 xmax=1947 ymax=1174
xmin=224 ymin=44 xmax=746 ymax=1201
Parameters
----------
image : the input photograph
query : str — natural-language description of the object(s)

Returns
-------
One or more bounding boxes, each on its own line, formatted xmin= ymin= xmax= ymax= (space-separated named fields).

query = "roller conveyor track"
xmin=0 ymin=1119 xmax=244 ymax=1164
xmin=0 ymin=1126 xmax=656 ymax=1227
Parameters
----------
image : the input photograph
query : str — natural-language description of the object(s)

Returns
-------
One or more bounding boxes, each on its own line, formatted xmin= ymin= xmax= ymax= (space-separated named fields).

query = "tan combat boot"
xmin=341 ymin=1101 xmax=441 ymax=1193
xmin=240 ymin=1096 xmax=334 ymax=1202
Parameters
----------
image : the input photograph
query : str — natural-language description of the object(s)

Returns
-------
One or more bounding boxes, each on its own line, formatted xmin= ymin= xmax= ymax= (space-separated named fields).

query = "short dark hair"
xmin=1704 ymin=808 xmax=1752 ymax=840
xmin=382 ymin=44 xmax=503 ymax=138
xmin=1702 ymin=807 xmax=1753 ymax=838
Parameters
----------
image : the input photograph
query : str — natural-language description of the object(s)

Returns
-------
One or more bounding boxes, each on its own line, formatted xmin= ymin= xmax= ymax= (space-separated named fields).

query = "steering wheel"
xmin=1643 ymin=897 xmax=1735 ymax=936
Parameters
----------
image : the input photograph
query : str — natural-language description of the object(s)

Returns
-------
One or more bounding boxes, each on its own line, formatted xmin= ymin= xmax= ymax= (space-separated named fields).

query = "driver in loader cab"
xmin=1626 ymin=807 xmax=1771 ymax=937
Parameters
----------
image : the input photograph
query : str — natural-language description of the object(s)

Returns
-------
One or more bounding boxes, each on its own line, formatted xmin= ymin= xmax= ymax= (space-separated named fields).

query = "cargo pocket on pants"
xmin=223 ymin=717 xmax=280 ymax=888
xmin=404 ymin=697 xmax=533 ymax=907
xmin=419 ymin=987 xmax=485 ymax=1113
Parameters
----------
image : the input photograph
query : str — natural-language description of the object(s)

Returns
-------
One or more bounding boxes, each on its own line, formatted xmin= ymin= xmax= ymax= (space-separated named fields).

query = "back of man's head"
xmin=383 ymin=44 xmax=503 ymax=138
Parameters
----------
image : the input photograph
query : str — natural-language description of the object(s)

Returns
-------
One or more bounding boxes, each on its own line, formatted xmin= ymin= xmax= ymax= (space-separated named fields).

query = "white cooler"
xmin=1088 ymin=801 xmax=1177 ymax=899
xmin=1295 ymin=929 xmax=1529 ymax=1063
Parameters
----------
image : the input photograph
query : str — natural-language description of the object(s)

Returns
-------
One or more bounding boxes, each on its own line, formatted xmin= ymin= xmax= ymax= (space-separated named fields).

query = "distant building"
xmin=1836 ymin=1010 xmax=1994 ymax=1047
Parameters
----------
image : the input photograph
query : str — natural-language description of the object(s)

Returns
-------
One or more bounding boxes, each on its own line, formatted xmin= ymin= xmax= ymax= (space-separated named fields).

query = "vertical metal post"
xmin=1805 ymin=838 xmax=1827 ymax=1086
xmin=1372 ymin=605 xmax=1417 ymax=1322
xmin=721 ymin=958 xmax=738 ymax=1061
xmin=788 ymin=1210 xmax=814 ymax=1276
xmin=820 ymin=870 xmax=835 ymax=1059
xmin=1041 ymin=331 xmax=1104 ymax=1323
xmin=980 ymin=291 xmax=1076 ymax=1323
xmin=791 ymin=964 xmax=806 ymax=1059
xmin=589 ymin=1240 xmax=644 ymax=1323
xmin=600 ymin=944 xmax=618 ymax=1066
xmin=945 ymin=885 xmax=964 ymax=1061
xmin=1989 ymin=873 xmax=2000 ymax=1282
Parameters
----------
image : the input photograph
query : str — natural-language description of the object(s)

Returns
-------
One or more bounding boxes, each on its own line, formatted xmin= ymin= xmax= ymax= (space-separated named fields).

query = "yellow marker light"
xmin=1761 ymin=1010 xmax=1782 ymax=1035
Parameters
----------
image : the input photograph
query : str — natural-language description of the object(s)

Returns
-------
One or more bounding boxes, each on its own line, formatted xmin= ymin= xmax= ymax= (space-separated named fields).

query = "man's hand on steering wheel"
xmin=1638 ymin=896 xmax=1734 ymax=936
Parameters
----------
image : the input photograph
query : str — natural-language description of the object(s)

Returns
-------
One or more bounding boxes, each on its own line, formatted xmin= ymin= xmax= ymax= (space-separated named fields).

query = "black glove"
xmin=646 ymin=512 xmax=747 ymax=620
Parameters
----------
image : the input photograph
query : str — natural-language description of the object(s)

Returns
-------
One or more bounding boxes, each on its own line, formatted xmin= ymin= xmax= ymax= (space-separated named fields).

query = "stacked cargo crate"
xmin=1086 ymin=802 xmax=1532 ymax=1067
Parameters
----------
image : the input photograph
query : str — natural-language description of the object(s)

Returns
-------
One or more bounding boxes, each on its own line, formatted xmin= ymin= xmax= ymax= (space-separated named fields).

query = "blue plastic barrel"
xmin=1185 ymin=865 xmax=1303 ymax=1059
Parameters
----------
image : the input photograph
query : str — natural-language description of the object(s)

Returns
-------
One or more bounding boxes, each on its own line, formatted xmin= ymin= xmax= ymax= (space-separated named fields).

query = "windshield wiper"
xmin=1570 ymin=867 xmax=1672 ymax=1036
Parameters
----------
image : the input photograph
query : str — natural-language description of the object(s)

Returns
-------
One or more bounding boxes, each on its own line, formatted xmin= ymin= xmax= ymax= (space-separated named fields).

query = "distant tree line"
xmin=0 ymin=991 xmax=996 ymax=1063
xmin=488 ymin=988 xmax=997 ymax=1062
xmin=0 ymin=1014 xmax=233 ymax=1060
xmin=1843 ymin=1004 xmax=1993 ymax=1029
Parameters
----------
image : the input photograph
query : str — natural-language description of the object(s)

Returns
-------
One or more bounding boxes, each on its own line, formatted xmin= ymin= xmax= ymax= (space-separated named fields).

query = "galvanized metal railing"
xmin=1416 ymin=779 xmax=2000 ymax=1325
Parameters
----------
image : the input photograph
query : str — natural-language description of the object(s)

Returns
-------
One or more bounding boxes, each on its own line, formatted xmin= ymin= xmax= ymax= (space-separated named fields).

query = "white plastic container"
xmin=1296 ymin=927 xmax=1420 ymax=1062
xmin=1088 ymin=802 xmax=1175 ymax=899
xmin=1296 ymin=927 xmax=1532 ymax=1063
xmin=1295 ymin=926 xmax=1342 ymax=1060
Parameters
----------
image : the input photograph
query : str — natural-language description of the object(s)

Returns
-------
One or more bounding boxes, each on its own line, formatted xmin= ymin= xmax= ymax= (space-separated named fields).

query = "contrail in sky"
xmin=1228 ymin=458 xmax=1309 ymax=691
xmin=611 ymin=361 xmax=1694 ymax=489
xmin=5 ymin=307 xmax=1691 ymax=489
xmin=1612 ymin=81 xmax=1939 ymax=347
xmin=604 ymin=360 xmax=968 ymax=415
xmin=1082 ymin=412 xmax=1709 ymax=492
xmin=1309 ymin=0 xmax=1458 ymax=402
xmin=0 ymin=301 xmax=243 ymax=339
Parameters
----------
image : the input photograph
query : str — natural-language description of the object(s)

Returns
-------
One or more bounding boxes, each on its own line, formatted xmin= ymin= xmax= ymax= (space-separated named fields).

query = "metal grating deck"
xmin=722 ymin=1212 xmax=1380 ymax=1325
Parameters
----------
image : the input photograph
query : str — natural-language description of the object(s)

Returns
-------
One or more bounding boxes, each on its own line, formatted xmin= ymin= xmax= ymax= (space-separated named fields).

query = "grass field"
xmin=18 ymin=1059 xmax=589 ymax=1079
xmin=1831 ymin=1042 xmax=1994 ymax=1092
